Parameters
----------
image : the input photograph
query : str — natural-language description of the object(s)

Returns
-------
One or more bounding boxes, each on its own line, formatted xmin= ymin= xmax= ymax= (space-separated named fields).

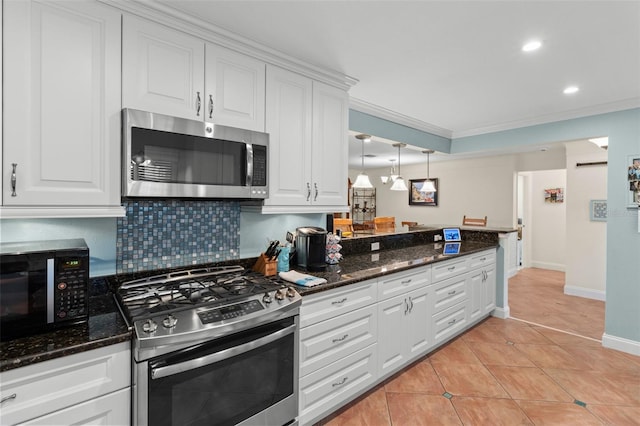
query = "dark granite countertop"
xmin=0 ymin=278 xmax=131 ymax=373
xmin=290 ymin=239 xmax=498 ymax=296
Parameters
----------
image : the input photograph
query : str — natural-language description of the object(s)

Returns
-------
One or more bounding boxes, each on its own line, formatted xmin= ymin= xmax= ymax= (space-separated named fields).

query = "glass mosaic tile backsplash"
xmin=117 ymin=200 xmax=240 ymax=273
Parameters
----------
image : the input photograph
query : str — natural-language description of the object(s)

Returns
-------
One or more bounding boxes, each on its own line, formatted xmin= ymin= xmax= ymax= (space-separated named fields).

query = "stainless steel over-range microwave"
xmin=122 ymin=108 xmax=269 ymax=199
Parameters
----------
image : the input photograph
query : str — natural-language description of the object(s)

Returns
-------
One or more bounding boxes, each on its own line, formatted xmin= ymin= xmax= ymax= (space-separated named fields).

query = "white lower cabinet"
xmin=433 ymin=301 xmax=468 ymax=345
xmin=0 ymin=342 xmax=131 ymax=426
xmin=469 ymin=250 xmax=497 ymax=322
xmin=377 ymin=285 xmax=432 ymax=378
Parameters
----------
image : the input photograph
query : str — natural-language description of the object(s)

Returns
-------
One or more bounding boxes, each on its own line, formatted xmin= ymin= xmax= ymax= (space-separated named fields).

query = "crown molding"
xmin=100 ymin=0 xmax=358 ymax=91
xmin=349 ymin=98 xmax=452 ymax=139
xmin=452 ymin=98 xmax=640 ymax=139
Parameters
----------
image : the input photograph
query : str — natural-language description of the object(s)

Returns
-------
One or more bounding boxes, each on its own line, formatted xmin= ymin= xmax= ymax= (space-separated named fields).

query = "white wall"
xmin=351 ymin=148 xmax=565 ymax=230
xmin=528 ymin=169 xmax=567 ymax=271
xmin=564 ymin=141 xmax=608 ymax=300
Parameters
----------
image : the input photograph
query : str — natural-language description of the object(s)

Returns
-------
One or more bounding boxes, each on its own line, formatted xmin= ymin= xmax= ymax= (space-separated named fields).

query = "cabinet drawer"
xmin=433 ymin=302 xmax=468 ymax=345
xmin=300 ymin=279 xmax=376 ymax=328
xmin=468 ymin=249 xmax=496 ymax=269
xmin=432 ymin=257 xmax=468 ymax=282
xmin=300 ymin=305 xmax=377 ymax=377
xmin=377 ymin=265 xmax=430 ymax=301
xmin=299 ymin=345 xmax=377 ymax=426
xmin=432 ymin=274 xmax=469 ymax=314
xmin=0 ymin=342 xmax=130 ymax=426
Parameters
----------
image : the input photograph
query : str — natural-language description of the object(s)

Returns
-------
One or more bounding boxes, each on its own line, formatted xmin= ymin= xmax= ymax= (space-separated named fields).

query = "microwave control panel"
xmin=54 ymin=255 xmax=88 ymax=322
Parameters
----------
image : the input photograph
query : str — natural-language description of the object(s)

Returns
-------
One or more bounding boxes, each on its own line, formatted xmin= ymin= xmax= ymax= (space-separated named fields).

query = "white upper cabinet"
xmin=205 ymin=43 xmax=266 ymax=132
xmin=264 ymin=65 xmax=349 ymax=212
xmin=2 ymin=0 xmax=123 ymax=216
xmin=122 ymin=14 xmax=205 ymax=121
xmin=122 ymin=15 xmax=266 ymax=131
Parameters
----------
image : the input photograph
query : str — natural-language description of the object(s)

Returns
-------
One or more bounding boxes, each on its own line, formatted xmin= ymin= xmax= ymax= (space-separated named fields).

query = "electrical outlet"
xmin=371 ymin=242 xmax=380 ymax=251
xmin=371 ymin=253 xmax=380 ymax=262
xmin=435 ymin=243 xmax=443 ymax=250
xmin=434 ymin=234 xmax=442 ymax=242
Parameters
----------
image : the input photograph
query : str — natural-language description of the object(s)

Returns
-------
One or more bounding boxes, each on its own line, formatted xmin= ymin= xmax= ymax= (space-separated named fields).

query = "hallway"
xmin=318 ymin=268 xmax=639 ymax=425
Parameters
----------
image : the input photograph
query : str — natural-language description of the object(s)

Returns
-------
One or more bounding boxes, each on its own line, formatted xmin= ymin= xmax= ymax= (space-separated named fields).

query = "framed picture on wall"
xmin=590 ymin=200 xmax=607 ymax=222
xmin=409 ymin=178 xmax=438 ymax=206
xmin=627 ymin=154 xmax=640 ymax=208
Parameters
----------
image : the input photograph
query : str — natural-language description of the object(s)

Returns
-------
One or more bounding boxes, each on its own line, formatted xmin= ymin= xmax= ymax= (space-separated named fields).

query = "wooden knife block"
xmin=252 ymin=253 xmax=277 ymax=277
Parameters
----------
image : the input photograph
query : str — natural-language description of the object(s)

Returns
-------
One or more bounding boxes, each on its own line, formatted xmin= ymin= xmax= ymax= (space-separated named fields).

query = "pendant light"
xmin=390 ymin=143 xmax=408 ymax=191
xmin=381 ymin=159 xmax=398 ymax=184
xmin=352 ymin=134 xmax=373 ymax=188
xmin=420 ymin=149 xmax=437 ymax=193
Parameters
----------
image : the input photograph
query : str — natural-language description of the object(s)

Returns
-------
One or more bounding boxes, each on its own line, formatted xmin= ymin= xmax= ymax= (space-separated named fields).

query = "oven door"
xmin=136 ymin=316 xmax=298 ymax=426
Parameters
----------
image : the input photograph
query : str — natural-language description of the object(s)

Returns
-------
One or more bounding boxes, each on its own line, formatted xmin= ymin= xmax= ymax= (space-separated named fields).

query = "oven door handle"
xmin=150 ymin=323 xmax=296 ymax=380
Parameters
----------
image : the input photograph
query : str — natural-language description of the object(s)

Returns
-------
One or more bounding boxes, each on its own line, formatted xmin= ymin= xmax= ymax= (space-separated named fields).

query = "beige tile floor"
xmin=318 ymin=268 xmax=640 ymax=425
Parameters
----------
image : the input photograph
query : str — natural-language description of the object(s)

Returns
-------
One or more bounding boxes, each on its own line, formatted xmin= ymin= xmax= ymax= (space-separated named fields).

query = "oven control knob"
xmin=286 ymin=287 xmax=297 ymax=299
xmin=163 ymin=314 xmax=178 ymax=328
xmin=262 ymin=292 xmax=273 ymax=304
xmin=142 ymin=319 xmax=158 ymax=333
xmin=275 ymin=289 xmax=286 ymax=301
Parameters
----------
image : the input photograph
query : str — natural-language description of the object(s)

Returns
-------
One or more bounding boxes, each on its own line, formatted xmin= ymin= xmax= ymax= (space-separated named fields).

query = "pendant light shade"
xmin=420 ymin=149 xmax=437 ymax=193
xmin=352 ymin=134 xmax=373 ymax=189
xmin=390 ymin=143 xmax=408 ymax=191
xmin=381 ymin=159 xmax=398 ymax=184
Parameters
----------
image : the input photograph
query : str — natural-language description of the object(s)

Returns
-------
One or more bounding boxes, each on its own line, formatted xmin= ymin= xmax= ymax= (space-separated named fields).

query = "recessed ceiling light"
xmin=563 ymin=86 xmax=579 ymax=95
xmin=522 ymin=40 xmax=542 ymax=52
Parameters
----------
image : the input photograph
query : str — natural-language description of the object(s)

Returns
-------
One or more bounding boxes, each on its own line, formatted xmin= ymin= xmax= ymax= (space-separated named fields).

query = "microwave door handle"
xmin=150 ymin=322 xmax=296 ymax=380
xmin=47 ymin=258 xmax=55 ymax=324
xmin=246 ymin=143 xmax=253 ymax=186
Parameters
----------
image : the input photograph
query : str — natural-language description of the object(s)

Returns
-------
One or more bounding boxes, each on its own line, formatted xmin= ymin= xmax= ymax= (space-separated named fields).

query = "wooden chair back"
xmin=333 ymin=218 xmax=354 ymax=237
xmin=462 ymin=215 xmax=487 ymax=227
xmin=374 ymin=216 xmax=396 ymax=233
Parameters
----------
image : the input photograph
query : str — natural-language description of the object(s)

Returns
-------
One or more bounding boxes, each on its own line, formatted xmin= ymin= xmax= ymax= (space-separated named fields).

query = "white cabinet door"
xmin=265 ymin=65 xmax=313 ymax=206
xmin=377 ymin=286 xmax=432 ymax=378
xmin=21 ymin=388 xmax=130 ymax=426
xmin=311 ymin=81 xmax=349 ymax=206
xmin=468 ymin=268 xmax=484 ymax=322
xmin=122 ymin=14 xmax=205 ymax=120
xmin=483 ymin=265 xmax=497 ymax=314
xmin=3 ymin=0 xmax=121 ymax=208
xmin=377 ymin=294 xmax=407 ymax=377
xmin=205 ymin=43 xmax=265 ymax=131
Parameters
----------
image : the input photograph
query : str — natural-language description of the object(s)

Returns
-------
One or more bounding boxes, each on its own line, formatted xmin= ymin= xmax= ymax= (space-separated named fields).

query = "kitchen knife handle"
xmin=196 ymin=91 xmax=201 ymax=116
xmin=10 ymin=163 xmax=17 ymax=196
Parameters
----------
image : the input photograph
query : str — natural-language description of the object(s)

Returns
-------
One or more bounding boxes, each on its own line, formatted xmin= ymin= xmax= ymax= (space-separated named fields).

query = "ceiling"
xmin=151 ymin=0 xmax=640 ymax=168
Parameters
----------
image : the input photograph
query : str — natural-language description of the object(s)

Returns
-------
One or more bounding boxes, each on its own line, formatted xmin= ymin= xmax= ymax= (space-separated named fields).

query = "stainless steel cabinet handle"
xmin=332 ymin=377 xmax=348 ymax=387
xmin=480 ymin=257 xmax=487 ymax=261
xmin=11 ymin=163 xmax=17 ymax=196
xmin=208 ymin=95 xmax=214 ymax=118
xmin=448 ymin=319 xmax=457 ymax=325
xmin=314 ymin=183 xmax=319 ymax=201
xmin=306 ymin=183 xmax=311 ymax=201
xmin=196 ymin=91 xmax=201 ymax=116
xmin=1 ymin=393 xmax=17 ymax=404
xmin=401 ymin=279 xmax=412 ymax=284
xmin=332 ymin=334 xmax=349 ymax=343
xmin=404 ymin=298 xmax=409 ymax=315
xmin=331 ymin=297 xmax=347 ymax=305
xmin=448 ymin=266 xmax=456 ymax=271
xmin=408 ymin=296 xmax=414 ymax=313
xmin=448 ymin=290 xmax=456 ymax=295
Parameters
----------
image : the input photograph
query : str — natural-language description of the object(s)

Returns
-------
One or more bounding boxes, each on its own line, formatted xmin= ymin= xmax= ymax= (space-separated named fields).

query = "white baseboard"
xmin=530 ymin=261 xmax=565 ymax=272
xmin=602 ymin=333 xmax=640 ymax=356
xmin=491 ymin=306 xmax=510 ymax=319
xmin=564 ymin=285 xmax=606 ymax=301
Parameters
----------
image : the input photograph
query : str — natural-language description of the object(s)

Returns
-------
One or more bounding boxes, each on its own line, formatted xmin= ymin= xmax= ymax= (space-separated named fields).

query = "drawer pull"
xmin=331 ymin=298 xmax=347 ymax=305
xmin=1 ymin=393 xmax=17 ymax=404
xmin=448 ymin=266 xmax=456 ymax=271
xmin=448 ymin=290 xmax=456 ymax=295
xmin=332 ymin=377 xmax=348 ymax=387
xmin=332 ymin=334 xmax=349 ymax=343
xmin=480 ymin=257 xmax=486 ymax=261
xmin=448 ymin=319 xmax=457 ymax=325
xmin=401 ymin=279 xmax=412 ymax=284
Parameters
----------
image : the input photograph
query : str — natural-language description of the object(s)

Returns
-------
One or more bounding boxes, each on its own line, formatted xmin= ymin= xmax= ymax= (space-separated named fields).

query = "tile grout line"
xmin=508 ymin=316 xmax=602 ymax=343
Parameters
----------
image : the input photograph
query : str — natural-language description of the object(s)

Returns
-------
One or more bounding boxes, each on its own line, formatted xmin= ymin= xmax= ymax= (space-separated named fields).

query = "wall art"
xmin=627 ymin=154 xmax=640 ymax=207
xmin=409 ymin=178 xmax=438 ymax=206
xmin=590 ymin=199 xmax=607 ymax=221
xmin=544 ymin=187 xmax=564 ymax=203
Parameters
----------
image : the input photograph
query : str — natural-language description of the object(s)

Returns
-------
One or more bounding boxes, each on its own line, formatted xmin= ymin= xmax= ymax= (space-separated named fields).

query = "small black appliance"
xmin=295 ymin=227 xmax=327 ymax=271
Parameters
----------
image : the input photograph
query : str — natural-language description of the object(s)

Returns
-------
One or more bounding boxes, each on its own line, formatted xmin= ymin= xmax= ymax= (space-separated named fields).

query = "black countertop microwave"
xmin=122 ymin=108 xmax=269 ymax=199
xmin=0 ymin=239 xmax=89 ymax=341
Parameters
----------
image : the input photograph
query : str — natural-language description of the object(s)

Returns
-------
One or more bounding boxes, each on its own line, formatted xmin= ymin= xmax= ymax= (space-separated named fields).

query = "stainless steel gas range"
xmin=114 ymin=265 xmax=301 ymax=426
